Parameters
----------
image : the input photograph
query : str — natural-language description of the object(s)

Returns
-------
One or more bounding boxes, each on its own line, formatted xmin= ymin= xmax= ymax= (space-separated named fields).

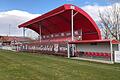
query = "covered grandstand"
xmin=18 ymin=4 xmax=120 ymax=63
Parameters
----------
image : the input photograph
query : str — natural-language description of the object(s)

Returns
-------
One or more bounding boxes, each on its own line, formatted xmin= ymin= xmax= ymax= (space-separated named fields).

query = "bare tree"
xmin=98 ymin=4 xmax=120 ymax=40
xmin=98 ymin=21 xmax=110 ymax=39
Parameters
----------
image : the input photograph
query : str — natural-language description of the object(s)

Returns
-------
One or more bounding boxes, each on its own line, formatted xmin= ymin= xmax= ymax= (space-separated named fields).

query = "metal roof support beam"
xmin=71 ymin=9 xmax=74 ymax=41
xmin=23 ymin=28 xmax=25 ymax=38
xmin=80 ymin=28 xmax=82 ymax=40
xmin=71 ymin=7 xmax=78 ymax=57
xmin=73 ymin=12 xmax=78 ymax=17
xmin=23 ymin=28 xmax=27 ymax=38
xmin=67 ymin=43 xmax=70 ymax=58
xmin=71 ymin=9 xmax=75 ymax=56
xmin=39 ymin=25 xmax=42 ymax=42
xmin=110 ymin=40 xmax=114 ymax=64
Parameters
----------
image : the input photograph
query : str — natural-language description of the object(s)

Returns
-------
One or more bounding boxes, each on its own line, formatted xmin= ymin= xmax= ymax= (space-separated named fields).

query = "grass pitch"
xmin=0 ymin=50 xmax=120 ymax=80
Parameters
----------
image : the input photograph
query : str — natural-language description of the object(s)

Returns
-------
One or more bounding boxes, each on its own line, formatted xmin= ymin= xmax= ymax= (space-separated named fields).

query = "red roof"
xmin=69 ymin=39 xmax=120 ymax=44
xmin=111 ymin=39 xmax=120 ymax=44
xmin=0 ymin=36 xmax=32 ymax=42
xmin=18 ymin=4 xmax=101 ymax=40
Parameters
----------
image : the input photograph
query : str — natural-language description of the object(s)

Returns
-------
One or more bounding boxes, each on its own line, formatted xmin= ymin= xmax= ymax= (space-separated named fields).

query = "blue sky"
xmin=0 ymin=0 xmax=109 ymax=14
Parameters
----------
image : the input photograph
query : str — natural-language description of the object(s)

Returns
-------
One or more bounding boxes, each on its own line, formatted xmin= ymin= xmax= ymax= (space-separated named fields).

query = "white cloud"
xmin=0 ymin=10 xmax=40 ymax=37
xmin=82 ymin=3 xmax=120 ymax=21
xmin=82 ymin=5 xmax=109 ymax=21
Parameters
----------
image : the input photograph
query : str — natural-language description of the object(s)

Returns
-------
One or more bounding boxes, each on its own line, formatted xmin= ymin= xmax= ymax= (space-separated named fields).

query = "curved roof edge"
xmin=18 ymin=4 xmax=102 ymax=40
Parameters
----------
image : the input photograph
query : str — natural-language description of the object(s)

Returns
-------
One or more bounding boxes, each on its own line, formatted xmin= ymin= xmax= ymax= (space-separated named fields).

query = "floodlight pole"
xmin=8 ymin=24 xmax=11 ymax=36
xmin=80 ymin=28 xmax=82 ymax=40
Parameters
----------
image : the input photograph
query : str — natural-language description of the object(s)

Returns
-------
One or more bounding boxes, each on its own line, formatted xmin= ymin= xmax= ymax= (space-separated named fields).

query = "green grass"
xmin=0 ymin=50 xmax=120 ymax=80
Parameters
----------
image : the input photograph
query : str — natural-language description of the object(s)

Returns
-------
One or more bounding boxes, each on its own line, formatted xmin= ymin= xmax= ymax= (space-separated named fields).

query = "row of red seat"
xmin=85 ymin=52 xmax=111 ymax=57
xmin=75 ymin=52 xmax=111 ymax=58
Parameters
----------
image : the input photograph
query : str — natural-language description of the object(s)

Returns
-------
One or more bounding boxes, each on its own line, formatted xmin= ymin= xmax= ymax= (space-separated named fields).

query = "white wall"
xmin=2 ymin=46 xmax=13 ymax=50
xmin=76 ymin=42 xmax=111 ymax=53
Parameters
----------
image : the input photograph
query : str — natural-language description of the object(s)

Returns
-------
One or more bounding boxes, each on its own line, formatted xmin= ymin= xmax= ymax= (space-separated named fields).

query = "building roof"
xmin=0 ymin=36 xmax=32 ymax=42
xmin=69 ymin=39 xmax=120 ymax=44
xmin=18 ymin=4 xmax=101 ymax=40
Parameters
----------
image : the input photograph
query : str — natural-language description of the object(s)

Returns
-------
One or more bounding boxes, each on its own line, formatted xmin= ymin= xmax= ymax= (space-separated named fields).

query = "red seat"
xmin=99 ymin=53 xmax=103 ymax=57
xmin=95 ymin=53 xmax=99 ymax=57
xmin=92 ymin=52 xmax=95 ymax=56
xmin=108 ymin=54 xmax=111 ymax=57
xmin=100 ymin=53 xmax=104 ymax=57
xmin=87 ymin=52 xmax=91 ymax=56
xmin=106 ymin=53 xmax=111 ymax=58
xmin=104 ymin=53 xmax=108 ymax=57
xmin=84 ymin=52 xmax=86 ymax=56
